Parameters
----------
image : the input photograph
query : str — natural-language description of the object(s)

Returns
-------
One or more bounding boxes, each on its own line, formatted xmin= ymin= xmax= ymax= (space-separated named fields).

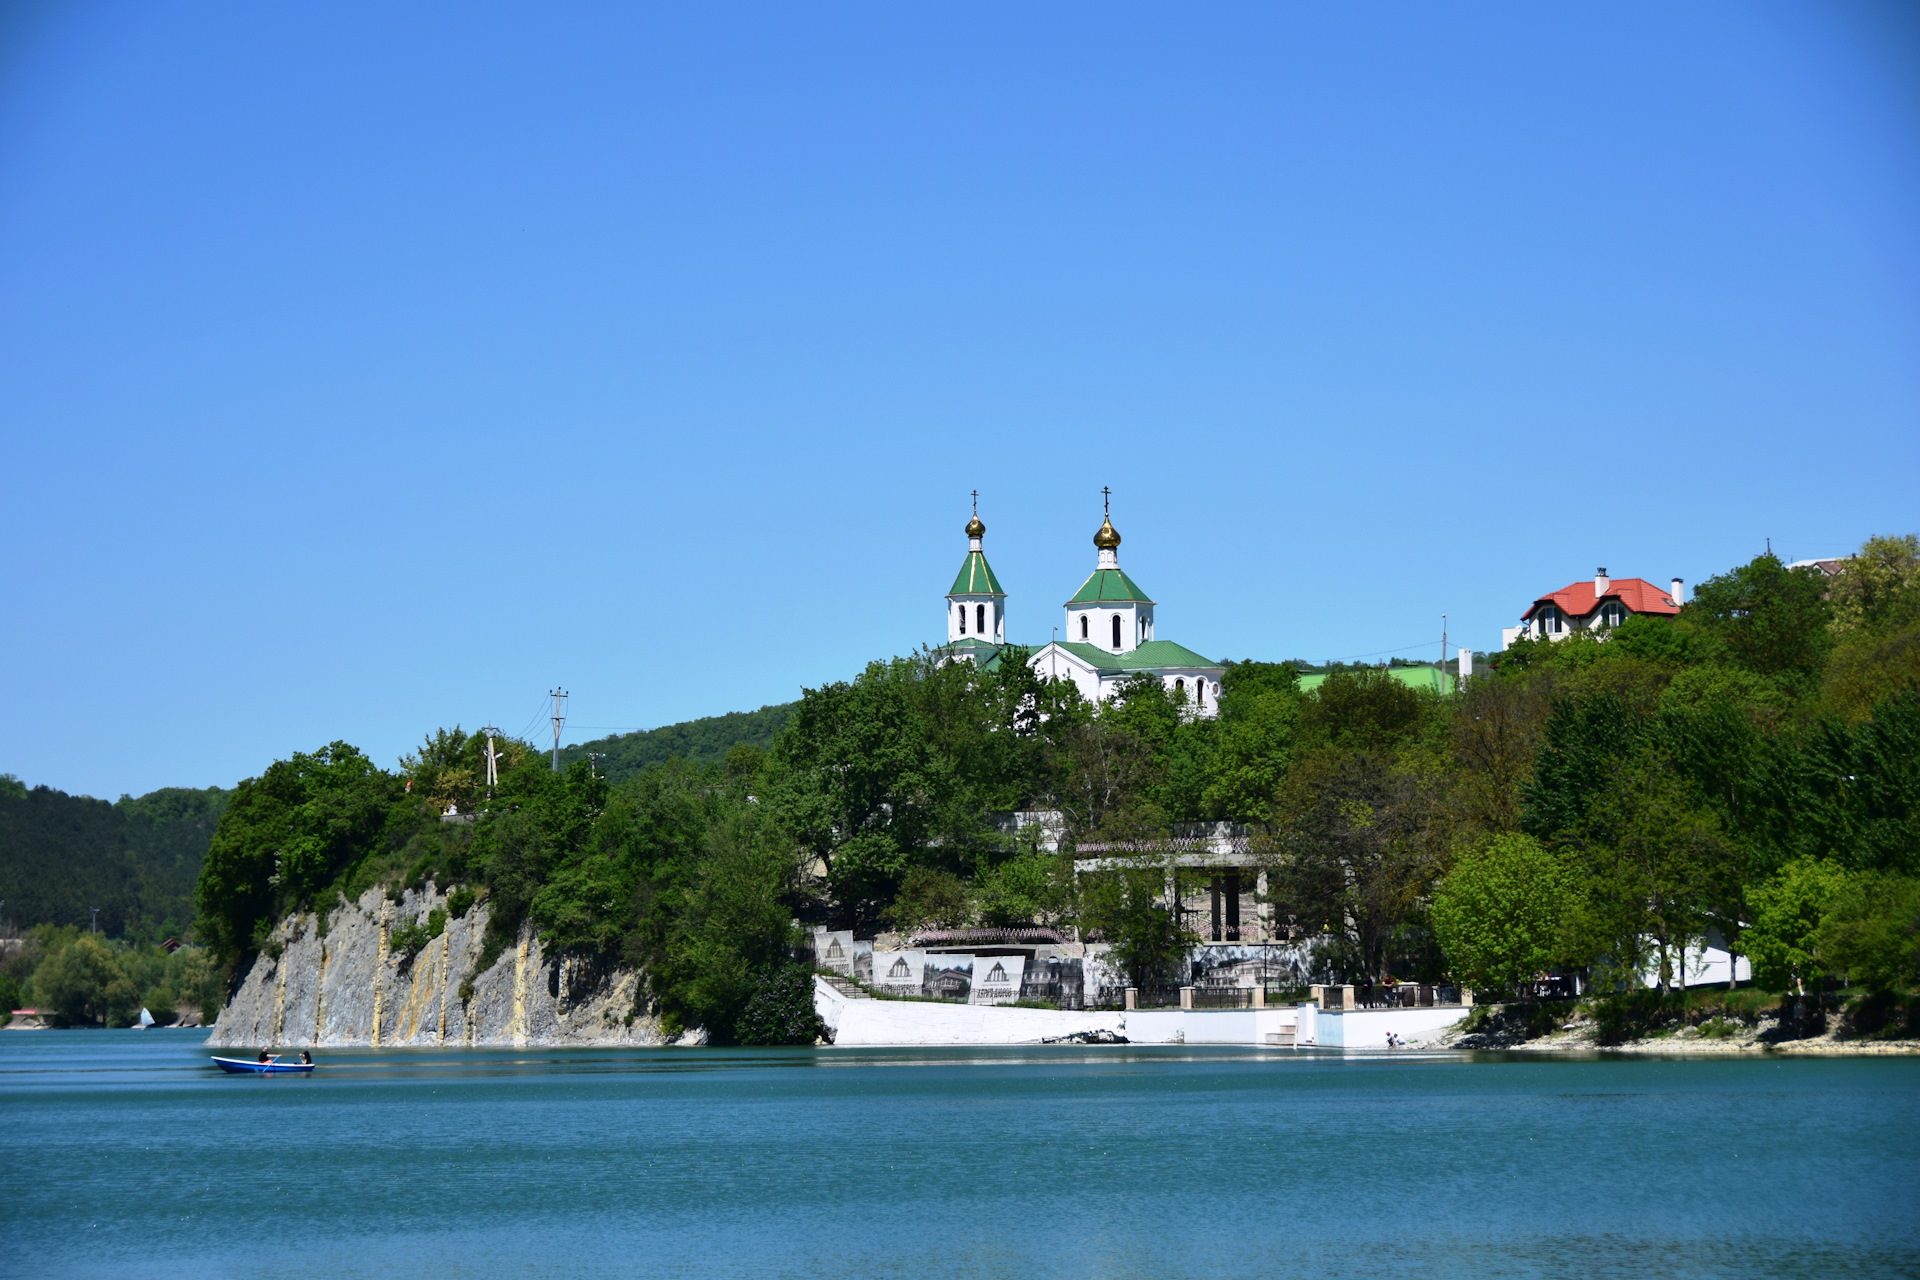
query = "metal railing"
xmin=1190 ymin=987 xmax=1255 ymax=1010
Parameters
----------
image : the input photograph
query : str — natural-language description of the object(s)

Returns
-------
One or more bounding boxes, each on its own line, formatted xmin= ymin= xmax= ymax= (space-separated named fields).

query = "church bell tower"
xmin=946 ymin=491 xmax=1007 ymax=646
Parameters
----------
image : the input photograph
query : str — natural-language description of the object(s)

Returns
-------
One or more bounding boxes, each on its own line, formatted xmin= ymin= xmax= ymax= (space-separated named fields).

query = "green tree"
xmin=1430 ymin=834 xmax=1582 ymax=994
xmin=194 ymin=742 xmax=407 ymax=962
xmin=31 ymin=932 xmax=137 ymax=1027
xmin=1815 ymin=872 xmax=1920 ymax=994
xmin=1581 ymin=751 xmax=1736 ymax=992
xmin=1079 ymin=860 xmax=1194 ymax=989
xmin=1828 ymin=534 xmax=1919 ymax=634
xmin=1684 ymin=552 xmax=1832 ymax=681
xmin=1201 ymin=662 xmax=1301 ymax=821
xmin=1745 ymin=857 xmax=1851 ymax=995
xmin=647 ymin=805 xmax=802 ymax=1041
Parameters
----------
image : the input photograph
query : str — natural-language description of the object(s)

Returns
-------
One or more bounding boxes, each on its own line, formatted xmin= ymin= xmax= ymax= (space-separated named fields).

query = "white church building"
xmin=939 ymin=496 xmax=1225 ymax=716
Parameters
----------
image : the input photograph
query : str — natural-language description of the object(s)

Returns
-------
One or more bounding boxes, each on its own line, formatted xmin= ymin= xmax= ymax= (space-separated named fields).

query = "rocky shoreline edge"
xmin=1429 ymin=1001 xmax=1920 ymax=1056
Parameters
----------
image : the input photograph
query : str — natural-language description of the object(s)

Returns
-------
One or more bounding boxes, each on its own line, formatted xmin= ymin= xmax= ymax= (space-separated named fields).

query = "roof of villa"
xmin=1521 ymin=577 xmax=1681 ymax=622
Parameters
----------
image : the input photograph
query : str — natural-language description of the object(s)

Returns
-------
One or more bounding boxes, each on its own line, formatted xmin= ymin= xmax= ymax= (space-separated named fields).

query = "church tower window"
xmin=958 ymin=606 xmax=966 ymax=634
xmin=1081 ymin=615 xmax=1089 ymax=640
xmin=977 ymin=604 xmax=986 ymax=635
xmin=1111 ymin=614 xmax=1121 ymax=649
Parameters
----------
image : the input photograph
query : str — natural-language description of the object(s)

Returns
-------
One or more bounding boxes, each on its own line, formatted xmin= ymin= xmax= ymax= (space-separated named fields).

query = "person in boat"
xmin=300 ymin=1051 xmax=312 ymax=1065
xmin=258 ymin=1050 xmax=271 ymax=1063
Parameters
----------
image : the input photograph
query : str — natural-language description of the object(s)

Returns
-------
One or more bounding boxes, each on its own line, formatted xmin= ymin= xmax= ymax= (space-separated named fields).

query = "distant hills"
xmin=0 ymin=705 xmax=801 ymax=939
xmin=558 ymin=703 xmax=795 ymax=784
xmin=0 ymin=777 xmax=230 ymax=940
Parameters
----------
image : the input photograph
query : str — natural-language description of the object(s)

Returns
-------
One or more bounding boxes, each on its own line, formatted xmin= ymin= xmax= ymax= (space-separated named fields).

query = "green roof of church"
xmin=1049 ymin=639 xmax=1219 ymax=672
xmin=949 ymin=551 xmax=1005 ymax=597
xmin=1065 ymin=568 xmax=1153 ymax=605
xmin=934 ymin=636 xmax=1007 ymax=671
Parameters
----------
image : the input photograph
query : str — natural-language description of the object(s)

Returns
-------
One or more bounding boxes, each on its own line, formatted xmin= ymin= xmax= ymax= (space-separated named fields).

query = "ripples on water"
xmin=3 ymin=1030 xmax=1916 ymax=1278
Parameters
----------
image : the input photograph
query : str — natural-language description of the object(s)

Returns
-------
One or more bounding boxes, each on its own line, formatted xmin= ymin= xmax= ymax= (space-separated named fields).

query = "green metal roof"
xmin=1297 ymin=667 xmax=1456 ymax=696
xmin=1065 ymin=567 xmax=1153 ymax=605
xmin=1047 ymin=639 xmax=1220 ymax=673
xmin=949 ymin=551 xmax=1005 ymax=597
xmin=934 ymin=636 xmax=1006 ymax=671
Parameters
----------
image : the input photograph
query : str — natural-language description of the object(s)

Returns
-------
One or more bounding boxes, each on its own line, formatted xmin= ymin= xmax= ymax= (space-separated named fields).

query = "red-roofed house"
xmin=1501 ymin=568 xmax=1685 ymax=649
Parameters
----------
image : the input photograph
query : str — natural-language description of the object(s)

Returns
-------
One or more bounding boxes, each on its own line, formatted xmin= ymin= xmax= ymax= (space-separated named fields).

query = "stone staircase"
xmin=819 ymin=974 xmax=871 ymax=1000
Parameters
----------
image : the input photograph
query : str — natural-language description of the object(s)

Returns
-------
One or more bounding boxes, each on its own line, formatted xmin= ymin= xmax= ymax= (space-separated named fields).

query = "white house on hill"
xmin=1501 ymin=568 xmax=1684 ymax=649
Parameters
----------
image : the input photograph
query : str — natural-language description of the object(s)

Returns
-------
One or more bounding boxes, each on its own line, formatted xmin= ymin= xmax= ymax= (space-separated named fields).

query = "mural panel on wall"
xmin=969 ymin=956 xmax=1025 ymax=1005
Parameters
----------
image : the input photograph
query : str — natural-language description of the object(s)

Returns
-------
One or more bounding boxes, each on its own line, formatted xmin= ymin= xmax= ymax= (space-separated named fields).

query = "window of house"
xmin=1601 ymin=603 xmax=1624 ymax=628
xmin=977 ymin=603 xmax=986 ymax=635
xmin=1080 ymin=615 xmax=1088 ymax=640
xmin=1111 ymin=614 xmax=1122 ymax=648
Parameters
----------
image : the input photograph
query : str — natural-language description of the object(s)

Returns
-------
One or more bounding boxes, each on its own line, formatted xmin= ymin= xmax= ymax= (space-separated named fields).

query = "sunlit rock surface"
xmin=206 ymin=886 xmax=665 ymax=1048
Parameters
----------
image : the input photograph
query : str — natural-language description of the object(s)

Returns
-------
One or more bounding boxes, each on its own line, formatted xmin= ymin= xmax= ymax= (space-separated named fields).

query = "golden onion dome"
xmin=965 ymin=514 xmax=986 ymax=538
xmin=1093 ymin=516 xmax=1121 ymax=550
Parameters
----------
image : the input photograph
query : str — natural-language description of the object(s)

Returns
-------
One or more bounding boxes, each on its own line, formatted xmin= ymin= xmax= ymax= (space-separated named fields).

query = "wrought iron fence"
xmin=1129 ymin=986 xmax=1185 ymax=1009
xmin=1190 ymin=987 xmax=1255 ymax=1010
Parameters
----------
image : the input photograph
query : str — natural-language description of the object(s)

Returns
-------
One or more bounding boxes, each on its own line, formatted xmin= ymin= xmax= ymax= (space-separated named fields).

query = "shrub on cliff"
xmin=733 ymin=963 xmax=823 ymax=1046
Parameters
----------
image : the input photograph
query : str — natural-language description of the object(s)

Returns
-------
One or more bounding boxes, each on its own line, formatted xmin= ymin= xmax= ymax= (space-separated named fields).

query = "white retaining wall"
xmin=816 ymin=976 xmax=1126 ymax=1046
xmin=815 ymin=979 xmax=1473 ymax=1048
xmin=1293 ymin=1003 xmax=1469 ymax=1048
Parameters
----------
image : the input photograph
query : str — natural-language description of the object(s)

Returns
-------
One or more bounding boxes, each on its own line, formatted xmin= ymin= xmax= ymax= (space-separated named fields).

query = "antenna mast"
xmin=481 ymin=726 xmax=502 ymax=799
xmin=549 ymin=688 xmax=568 ymax=772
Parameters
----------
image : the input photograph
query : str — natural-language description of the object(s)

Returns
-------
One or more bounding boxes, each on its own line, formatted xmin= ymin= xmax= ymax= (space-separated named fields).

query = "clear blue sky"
xmin=3 ymin=3 xmax=1916 ymax=799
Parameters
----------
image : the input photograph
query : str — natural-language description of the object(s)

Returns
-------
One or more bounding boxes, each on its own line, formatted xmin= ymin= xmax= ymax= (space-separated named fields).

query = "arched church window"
xmin=1080 ymin=615 xmax=1089 ymax=640
xmin=1197 ymin=681 xmax=1206 ymax=708
xmin=958 ymin=605 xmax=967 ymax=635
xmin=977 ymin=604 xmax=986 ymax=635
xmin=1111 ymin=614 xmax=1121 ymax=648
xmin=1174 ymin=678 xmax=1185 ymax=700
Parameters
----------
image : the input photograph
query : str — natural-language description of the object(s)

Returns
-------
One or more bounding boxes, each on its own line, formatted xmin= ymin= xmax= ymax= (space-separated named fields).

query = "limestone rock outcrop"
xmin=206 ymin=885 xmax=666 ymax=1048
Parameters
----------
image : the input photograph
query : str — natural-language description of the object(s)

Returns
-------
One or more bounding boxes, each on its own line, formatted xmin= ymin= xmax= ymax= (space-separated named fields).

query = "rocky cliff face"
xmin=206 ymin=885 xmax=670 ymax=1048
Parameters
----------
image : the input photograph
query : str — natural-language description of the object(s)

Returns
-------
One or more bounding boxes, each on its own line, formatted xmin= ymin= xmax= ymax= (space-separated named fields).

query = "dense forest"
xmin=187 ymin=535 xmax=1920 ymax=1044
xmin=558 ymin=703 xmax=795 ymax=783
xmin=0 ymin=778 xmax=230 ymax=940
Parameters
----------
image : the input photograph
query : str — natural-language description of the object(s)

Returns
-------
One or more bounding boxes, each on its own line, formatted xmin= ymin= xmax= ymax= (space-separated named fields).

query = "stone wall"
xmin=206 ymin=885 xmax=669 ymax=1048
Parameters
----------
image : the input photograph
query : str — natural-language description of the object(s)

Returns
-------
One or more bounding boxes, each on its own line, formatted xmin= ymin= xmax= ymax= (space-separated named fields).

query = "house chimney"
xmin=1670 ymin=577 xmax=1684 ymax=606
xmin=1594 ymin=567 xmax=1610 ymax=598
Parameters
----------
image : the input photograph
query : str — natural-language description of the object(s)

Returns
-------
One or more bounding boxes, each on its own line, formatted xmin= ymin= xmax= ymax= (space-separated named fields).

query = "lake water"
xmin=2 ymin=1031 xmax=1917 ymax=1279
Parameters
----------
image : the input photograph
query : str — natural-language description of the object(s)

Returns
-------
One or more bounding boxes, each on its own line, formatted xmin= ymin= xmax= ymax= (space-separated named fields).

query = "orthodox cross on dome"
xmin=1102 ymin=485 xmax=1110 ymax=517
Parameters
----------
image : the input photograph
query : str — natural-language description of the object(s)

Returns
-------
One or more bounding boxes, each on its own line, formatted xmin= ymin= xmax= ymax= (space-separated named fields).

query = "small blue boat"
xmin=210 ymin=1055 xmax=315 ymax=1074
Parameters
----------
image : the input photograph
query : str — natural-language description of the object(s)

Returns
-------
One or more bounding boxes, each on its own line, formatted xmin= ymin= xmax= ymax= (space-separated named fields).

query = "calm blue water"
xmin=2 ymin=1031 xmax=1917 ymax=1279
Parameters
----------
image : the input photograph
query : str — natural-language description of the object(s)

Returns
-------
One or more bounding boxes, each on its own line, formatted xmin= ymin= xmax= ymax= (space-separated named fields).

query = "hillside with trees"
xmin=558 ymin=703 xmax=795 ymax=783
xmin=0 ymin=779 xmax=230 ymax=940
xmin=189 ymin=535 xmax=1920 ymax=1044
